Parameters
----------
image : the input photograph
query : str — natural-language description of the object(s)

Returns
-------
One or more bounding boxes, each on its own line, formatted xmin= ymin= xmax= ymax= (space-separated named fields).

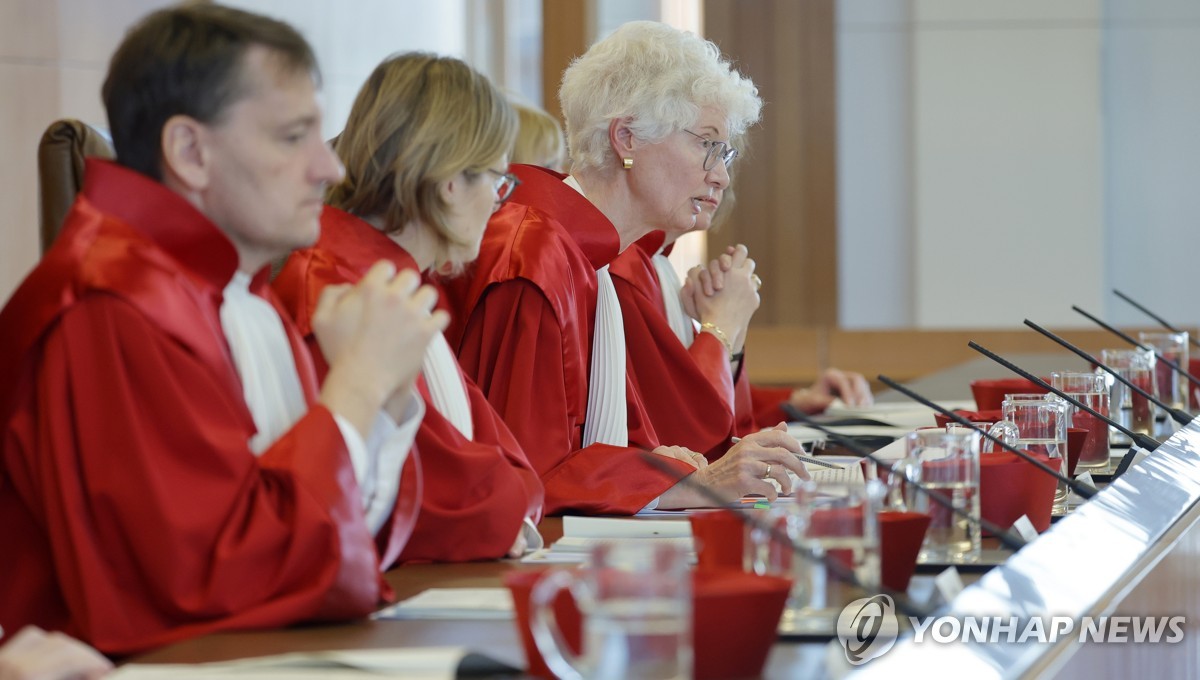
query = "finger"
xmin=849 ymin=374 xmax=875 ymax=406
xmin=730 ymin=244 xmax=750 ymax=266
xmin=767 ymin=463 xmax=793 ymax=495
xmin=697 ymin=269 xmax=715 ymax=296
xmin=740 ymin=430 xmax=803 ymax=453
xmin=707 ymin=260 xmax=726 ymax=290
xmin=718 ymin=253 xmax=733 ymax=272
xmin=410 ymin=283 xmax=440 ymax=313
xmin=749 ymin=477 xmax=780 ymax=502
xmin=386 ymin=267 xmax=422 ymax=296
xmin=362 ymin=259 xmax=399 ymax=286
xmin=691 ymin=452 xmax=709 ymax=469
xmin=427 ymin=309 xmax=451 ymax=333
xmin=313 ymin=282 xmax=352 ymax=316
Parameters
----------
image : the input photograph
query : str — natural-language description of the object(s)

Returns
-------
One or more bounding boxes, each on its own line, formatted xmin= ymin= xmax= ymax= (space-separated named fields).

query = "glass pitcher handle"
xmin=530 ymin=570 xmax=587 ymax=680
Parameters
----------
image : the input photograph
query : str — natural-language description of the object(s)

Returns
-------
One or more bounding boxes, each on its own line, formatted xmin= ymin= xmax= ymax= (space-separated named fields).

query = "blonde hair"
xmin=511 ymin=100 xmax=565 ymax=171
xmin=559 ymin=21 xmax=761 ymax=174
xmin=329 ymin=52 xmax=517 ymax=270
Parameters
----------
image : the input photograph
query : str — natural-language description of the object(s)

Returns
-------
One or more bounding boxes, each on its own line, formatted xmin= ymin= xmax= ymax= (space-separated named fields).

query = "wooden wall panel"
xmin=746 ymin=326 xmax=1165 ymax=388
xmin=541 ymin=0 xmax=593 ymax=124
xmin=704 ymin=0 xmax=838 ymax=326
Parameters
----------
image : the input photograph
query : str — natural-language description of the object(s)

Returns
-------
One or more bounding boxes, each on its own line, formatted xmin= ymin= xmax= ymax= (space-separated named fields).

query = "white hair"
xmin=559 ymin=21 xmax=762 ymax=173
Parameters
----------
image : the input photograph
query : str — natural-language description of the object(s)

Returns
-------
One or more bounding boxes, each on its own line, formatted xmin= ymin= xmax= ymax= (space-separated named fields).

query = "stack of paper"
xmin=373 ymin=588 xmax=514 ymax=621
xmin=522 ymin=516 xmax=694 ymax=564
xmin=111 ymin=647 xmax=508 ymax=679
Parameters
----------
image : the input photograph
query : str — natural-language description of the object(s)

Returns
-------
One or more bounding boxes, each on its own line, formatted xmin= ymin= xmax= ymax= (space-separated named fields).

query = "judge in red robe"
xmin=444 ymin=24 xmax=819 ymax=514
xmin=274 ymin=53 xmax=544 ymax=562
xmin=0 ymin=6 xmax=441 ymax=654
xmin=0 ymin=161 xmax=406 ymax=654
xmin=276 ymin=207 xmax=544 ymax=562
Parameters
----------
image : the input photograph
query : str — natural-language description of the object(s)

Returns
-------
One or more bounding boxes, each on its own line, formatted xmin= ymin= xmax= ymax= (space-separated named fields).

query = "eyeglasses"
xmin=483 ymin=168 xmax=521 ymax=204
xmin=682 ymin=129 xmax=738 ymax=171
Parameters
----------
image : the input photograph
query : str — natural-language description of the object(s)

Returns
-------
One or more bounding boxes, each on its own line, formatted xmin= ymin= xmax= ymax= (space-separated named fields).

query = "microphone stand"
xmin=1113 ymin=289 xmax=1200 ymax=350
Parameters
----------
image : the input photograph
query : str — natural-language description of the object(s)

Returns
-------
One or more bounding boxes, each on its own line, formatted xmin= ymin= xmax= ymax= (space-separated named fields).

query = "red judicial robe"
xmin=274 ymin=206 xmax=544 ymax=562
xmin=442 ymin=165 xmax=694 ymax=515
xmin=0 ymin=161 xmax=396 ymax=655
xmin=608 ymin=235 xmax=744 ymax=457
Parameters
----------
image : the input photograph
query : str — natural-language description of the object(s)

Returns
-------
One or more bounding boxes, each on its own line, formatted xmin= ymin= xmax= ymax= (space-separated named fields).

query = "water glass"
xmin=532 ymin=541 xmax=691 ymax=680
xmin=746 ymin=481 xmax=882 ymax=628
xmin=1138 ymin=331 xmax=1189 ymax=411
xmin=898 ymin=429 xmax=981 ymax=564
xmin=1050 ymin=372 xmax=1111 ymax=470
xmin=1099 ymin=348 xmax=1157 ymax=445
xmin=1002 ymin=395 xmax=1070 ymax=513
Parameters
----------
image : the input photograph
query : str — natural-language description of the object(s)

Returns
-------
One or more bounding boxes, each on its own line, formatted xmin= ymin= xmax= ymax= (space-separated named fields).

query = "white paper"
xmin=111 ymin=648 xmax=473 ymax=679
xmin=372 ymin=588 xmax=514 ymax=621
xmin=562 ymin=515 xmax=691 ymax=539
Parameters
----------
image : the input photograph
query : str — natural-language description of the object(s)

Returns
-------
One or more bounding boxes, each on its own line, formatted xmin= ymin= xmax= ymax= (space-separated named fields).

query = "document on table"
xmin=522 ymin=515 xmax=694 ymax=564
xmin=373 ymin=588 xmax=514 ymax=621
xmin=820 ymin=398 xmax=976 ymax=429
xmin=110 ymin=647 xmax=514 ymax=679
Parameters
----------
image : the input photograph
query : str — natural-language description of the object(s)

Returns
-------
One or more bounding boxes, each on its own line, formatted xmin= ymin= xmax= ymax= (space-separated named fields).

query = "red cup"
xmin=1189 ymin=358 xmax=1200 ymax=410
xmin=879 ymin=511 xmax=931 ymax=592
xmin=970 ymin=378 xmax=1050 ymax=411
xmin=693 ymin=571 xmax=791 ymax=680
xmin=689 ymin=510 xmax=745 ymax=572
xmin=503 ymin=569 xmax=582 ymax=679
xmin=979 ymin=450 xmax=1057 ymax=533
xmin=1065 ymin=427 xmax=1087 ymax=478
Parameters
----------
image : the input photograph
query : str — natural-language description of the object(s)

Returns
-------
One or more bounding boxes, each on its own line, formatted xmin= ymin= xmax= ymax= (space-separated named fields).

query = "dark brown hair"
xmin=102 ymin=2 xmax=318 ymax=180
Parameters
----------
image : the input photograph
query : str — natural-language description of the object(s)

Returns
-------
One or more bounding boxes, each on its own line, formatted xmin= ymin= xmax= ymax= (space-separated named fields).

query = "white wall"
xmin=0 ymin=0 xmax=482 ymax=304
xmin=838 ymin=0 xmax=1200 ymax=331
xmin=1103 ymin=0 xmax=1200 ymax=329
xmin=839 ymin=0 xmax=1106 ymax=330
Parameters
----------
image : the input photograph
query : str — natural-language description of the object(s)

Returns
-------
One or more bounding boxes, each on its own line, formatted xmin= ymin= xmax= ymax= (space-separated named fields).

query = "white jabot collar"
xmin=421 ymin=332 xmax=474 ymax=439
xmin=219 ymin=271 xmax=308 ymax=454
xmin=652 ymin=252 xmax=696 ymax=347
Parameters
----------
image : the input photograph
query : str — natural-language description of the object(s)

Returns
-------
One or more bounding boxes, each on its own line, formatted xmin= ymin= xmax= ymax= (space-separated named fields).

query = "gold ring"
xmin=751 ymin=274 xmax=762 ymax=291
xmin=763 ymin=463 xmax=772 ymax=479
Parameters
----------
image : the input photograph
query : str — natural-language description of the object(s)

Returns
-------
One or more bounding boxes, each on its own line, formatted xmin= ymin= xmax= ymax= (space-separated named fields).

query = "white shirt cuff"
xmin=333 ymin=390 xmax=424 ymax=535
xmin=640 ymin=496 xmax=661 ymax=512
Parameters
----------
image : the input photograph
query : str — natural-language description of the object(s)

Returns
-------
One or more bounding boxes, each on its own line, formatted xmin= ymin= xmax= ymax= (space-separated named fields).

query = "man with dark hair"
xmin=0 ymin=3 xmax=443 ymax=654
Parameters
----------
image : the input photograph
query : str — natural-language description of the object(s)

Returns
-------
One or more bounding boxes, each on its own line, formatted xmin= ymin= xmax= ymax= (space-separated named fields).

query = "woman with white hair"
xmin=443 ymin=21 xmax=808 ymax=515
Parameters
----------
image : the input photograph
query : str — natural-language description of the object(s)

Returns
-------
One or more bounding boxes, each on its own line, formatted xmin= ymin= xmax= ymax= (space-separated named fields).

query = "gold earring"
xmin=622 ymin=157 xmax=633 ymax=170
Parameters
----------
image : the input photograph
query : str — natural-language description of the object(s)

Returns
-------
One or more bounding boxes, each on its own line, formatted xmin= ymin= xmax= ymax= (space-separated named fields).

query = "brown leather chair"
xmin=37 ymin=119 xmax=115 ymax=254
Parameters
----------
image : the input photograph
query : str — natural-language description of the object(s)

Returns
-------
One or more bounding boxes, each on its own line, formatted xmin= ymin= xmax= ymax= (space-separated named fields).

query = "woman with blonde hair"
xmin=274 ymin=52 xmax=544 ymax=562
xmin=443 ymin=21 xmax=809 ymax=515
xmin=511 ymin=100 xmax=565 ymax=171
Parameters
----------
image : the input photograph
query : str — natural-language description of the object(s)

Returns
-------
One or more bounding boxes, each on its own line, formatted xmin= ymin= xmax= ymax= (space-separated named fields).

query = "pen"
xmin=730 ymin=437 xmax=845 ymax=471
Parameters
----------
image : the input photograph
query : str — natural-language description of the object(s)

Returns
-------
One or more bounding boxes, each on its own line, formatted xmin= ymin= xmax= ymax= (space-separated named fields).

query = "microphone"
xmin=787 ymin=412 xmax=1028 ymax=551
xmin=1113 ymin=289 xmax=1200 ymax=350
xmin=638 ymin=451 xmax=939 ymax=620
xmin=966 ymin=341 xmax=1160 ymax=477
xmin=1069 ymin=305 xmax=1200 ymax=398
xmin=1023 ymin=318 xmax=1192 ymax=426
xmin=877 ymin=375 xmax=1097 ymax=501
